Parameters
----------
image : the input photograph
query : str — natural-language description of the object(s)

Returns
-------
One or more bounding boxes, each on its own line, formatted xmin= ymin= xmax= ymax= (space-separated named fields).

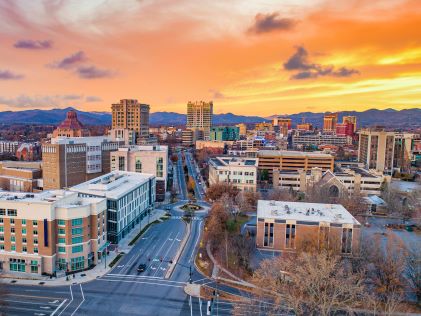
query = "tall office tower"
xmin=343 ymin=115 xmax=357 ymax=132
xmin=186 ymin=101 xmax=213 ymax=140
xmin=358 ymin=128 xmax=396 ymax=174
xmin=236 ymin=123 xmax=247 ymax=136
xmin=111 ymin=99 xmax=150 ymax=141
xmin=272 ymin=117 xmax=291 ymax=136
xmin=323 ymin=113 xmax=338 ymax=132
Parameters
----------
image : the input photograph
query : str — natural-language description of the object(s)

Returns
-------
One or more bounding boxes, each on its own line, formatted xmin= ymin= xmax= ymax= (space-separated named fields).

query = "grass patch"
xmin=128 ymin=220 xmax=159 ymax=246
xmin=109 ymin=252 xmax=125 ymax=268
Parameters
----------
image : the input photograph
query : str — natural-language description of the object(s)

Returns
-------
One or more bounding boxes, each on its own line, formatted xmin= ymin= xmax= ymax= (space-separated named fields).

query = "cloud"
xmin=49 ymin=51 xmax=87 ymax=69
xmin=86 ymin=95 xmax=103 ymax=102
xmin=0 ymin=94 xmax=85 ymax=108
xmin=14 ymin=39 xmax=52 ymax=49
xmin=209 ymin=89 xmax=225 ymax=99
xmin=248 ymin=12 xmax=296 ymax=34
xmin=284 ymin=46 xmax=359 ymax=80
xmin=0 ymin=70 xmax=24 ymax=80
xmin=76 ymin=66 xmax=113 ymax=79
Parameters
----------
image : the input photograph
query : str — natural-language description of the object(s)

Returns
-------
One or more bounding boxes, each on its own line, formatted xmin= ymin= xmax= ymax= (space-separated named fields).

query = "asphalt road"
xmin=0 ymin=148 xmax=243 ymax=316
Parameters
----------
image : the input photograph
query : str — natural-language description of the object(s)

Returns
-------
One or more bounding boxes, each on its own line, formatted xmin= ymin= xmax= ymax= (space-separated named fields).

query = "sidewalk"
xmin=0 ymin=208 xmax=166 ymax=287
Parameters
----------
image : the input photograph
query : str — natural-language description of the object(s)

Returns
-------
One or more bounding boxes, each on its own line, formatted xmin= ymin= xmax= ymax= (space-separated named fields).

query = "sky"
xmin=0 ymin=0 xmax=420 ymax=116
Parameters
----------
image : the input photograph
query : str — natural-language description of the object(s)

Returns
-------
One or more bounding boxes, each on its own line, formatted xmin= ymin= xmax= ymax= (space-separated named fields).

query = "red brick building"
xmin=256 ymin=200 xmax=361 ymax=255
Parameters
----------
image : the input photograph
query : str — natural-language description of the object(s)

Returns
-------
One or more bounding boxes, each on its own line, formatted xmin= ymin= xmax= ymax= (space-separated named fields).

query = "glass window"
xmin=7 ymin=209 xmax=17 ymax=216
xmin=33 ymin=230 xmax=38 ymax=235
xmin=22 ymin=237 xmax=27 ymax=243
xmin=58 ymin=237 xmax=66 ymax=244
xmin=9 ymin=258 xmax=25 ymax=272
xmin=58 ymin=246 xmax=66 ymax=253
xmin=341 ymin=228 xmax=353 ymax=254
xmin=72 ymin=245 xmax=83 ymax=253
xmin=11 ymin=245 xmax=16 ymax=251
xmin=0 ymin=209 xmax=5 ymax=215
xmin=30 ymin=260 xmax=38 ymax=273
xmin=71 ymin=256 xmax=85 ymax=271
xmin=58 ymin=228 xmax=65 ymax=235
xmin=34 ymin=247 xmax=38 ymax=253
xmin=72 ymin=236 xmax=83 ymax=244
xmin=11 ymin=236 xmax=15 ymax=242
xmin=263 ymin=222 xmax=274 ymax=248
xmin=72 ymin=228 xmax=83 ymax=235
xmin=11 ymin=227 xmax=15 ymax=233
xmin=0 ymin=244 xmax=4 ymax=250
xmin=135 ymin=158 xmax=142 ymax=173
xmin=22 ymin=219 xmax=26 ymax=225
xmin=34 ymin=238 xmax=38 ymax=244
xmin=22 ymin=246 xmax=27 ymax=252
xmin=0 ymin=235 xmax=3 ymax=241
xmin=71 ymin=218 xmax=83 ymax=226
xmin=57 ymin=219 xmax=65 ymax=226
xmin=32 ymin=220 xmax=38 ymax=226
xmin=0 ymin=226 xmax=3 ymax=232
xmin=10 ymin=218 xmax=15 ymax=224
xmin=285 ymin=224 xmax=296 ymax=249
xmin=0 ymin=218 xmax=3 ymax=223
xmin=22 ymin=228 xmax=26 ymax=235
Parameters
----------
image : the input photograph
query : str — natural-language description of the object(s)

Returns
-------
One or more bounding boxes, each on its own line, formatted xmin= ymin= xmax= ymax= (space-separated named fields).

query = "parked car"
xmin=137 ymin=263 xmax=147 ymax=273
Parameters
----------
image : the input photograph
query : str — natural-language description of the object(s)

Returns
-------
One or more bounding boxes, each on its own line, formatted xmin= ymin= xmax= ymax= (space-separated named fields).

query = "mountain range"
xmin=0 ymin=107 xmax=419 ymax=128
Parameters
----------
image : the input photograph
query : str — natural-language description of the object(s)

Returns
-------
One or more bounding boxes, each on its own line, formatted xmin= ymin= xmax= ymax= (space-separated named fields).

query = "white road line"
xmin=189 ymin=222 xmax=202 ymax=263
xmin=119 ymin=252 xmax=141 ymax=275
xmin=51 ymin=299 xmax=67 ymax=316
xmin=148 ymin=230 xmax=177 ymax=272
xmin=57 ymin=285 xmax=73 ymax=316
xmin=97 ymin=278 xmax=184 ymax=288
xmin=70 ymin=284 xmax=85 ymax=316
xmin=153 ymin=230 xmax=181 ymax=277
xmin=103 ymin=274 xmax=186 ymax=284
xmin=0 ymin=299 xmax=60 ymax=306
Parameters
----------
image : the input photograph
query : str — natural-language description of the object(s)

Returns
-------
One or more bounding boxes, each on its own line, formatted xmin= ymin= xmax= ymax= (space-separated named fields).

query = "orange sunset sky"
xmin=0 ymin=0 xmax=420 ymax=116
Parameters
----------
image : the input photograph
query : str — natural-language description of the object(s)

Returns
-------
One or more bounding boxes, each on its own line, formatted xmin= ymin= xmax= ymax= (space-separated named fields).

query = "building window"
xmin=22 ymin=219 xmax=26 ymax=225
xmin=135 ymin=158 xmax=142 ymax=173
xmin=33 ymin=230 xmax=38 ymax=235
xmin=71 ymin=218 xmax=83 ymax=226
xmin=10 ymin=258 xmax=25 ymax=272
xmin=341 ymin=228 xmax=353 ymax=254
xmin=58 ymin=246 xmax=66 ymax=253
xmin=22 ymin=228 xmax=26 ymax=235
xmin=72 ymin=245 xmax=83 ymax=253
xmin=11 ymin=236 xmax=15 ymax=242
xmin=0 ymin=235 xmax=3 ymax=241
xmin=71 ymin=256 xmax=85 ymax=271
xmin=33 ymin=220 xmax=38 ymax=226
xmin=58 ymin=237 xmax=66 ymax=244
xmin=34 ymin=238 xmax=38 ymax=244
xmin=7 ymin=209 xmax=17 ymax=216
xmin=118 ymin=156 xmax=125 ymax=171
xmin=58 ymin=219 xmax=65 ymax=226
xmin=156 ymin=157 xmax=163 ymax=177
xmin=34 ymin=247 xmax=38 ymax=253
xmin=72 ymin=228 xmax=83 ymax=235
xmin=0 ymin=226 xmax=3 ymax=232
xmin=30 ymin=260 xmax=38 ymax=273
xmin=0 ymin=209 xmax=5 ymax=215
xmin=72 ymin=236 xmax=83 ymax=244
xmin=285 ymin=224 xmax=296 ymax=249
xmin=22 ymin=246 xmax=27 ymax=252
xmin=10 ymin=219 xmax=15 ymax=224
xmin=58 ymin=228 xmax=66 ymax=235
xmin=11 ymin=245 xmax=16 ymax=251
xmin=22 ymin=237 xmax=27 ymax=243
xmin=263 ymin=222 xmax=274 ymax=247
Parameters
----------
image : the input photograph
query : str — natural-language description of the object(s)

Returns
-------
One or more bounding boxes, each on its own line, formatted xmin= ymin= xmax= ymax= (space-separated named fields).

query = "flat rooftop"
xmin=70 ymin=171 xmax=154 ymax=200
xmin=209 ymin=157 xmax=258 ymax=168
xmin=117 ymin=145 xmax=168 ymax=153
xmin=257 ymin=200 xmax=360 ymax=225
xmin=258 ymin=150 xmax=333 ymax=158
xmin=51 ymin=136 xmax=113 ymax=145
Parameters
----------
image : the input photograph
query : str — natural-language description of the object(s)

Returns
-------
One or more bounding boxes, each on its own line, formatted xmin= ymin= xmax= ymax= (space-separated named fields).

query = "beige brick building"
xmin=0 ymin=190 xmax=107 ymax=275
xmin=0 ymin=161 xmax=43 ymax=192
xmin=256 ymin=200 xmax=361 ymax=255
xmin=186 ymin=101 xmax=213 ymax=140
xmin=42 ymin=136 xmax=120 ymax=190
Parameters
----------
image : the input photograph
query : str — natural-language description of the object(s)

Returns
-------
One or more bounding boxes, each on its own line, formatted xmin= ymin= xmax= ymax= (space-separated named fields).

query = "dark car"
xmin=137 ymin=263 xmax=147 ymax=272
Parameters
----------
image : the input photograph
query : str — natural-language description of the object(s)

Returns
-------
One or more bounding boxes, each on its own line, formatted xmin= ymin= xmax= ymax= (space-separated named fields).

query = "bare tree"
xmin=205 ymin=183 xmax=238 ymax=202
xmin=406 ymin=241 xmax=421 ymax=306
xmin=251 ymin=251 xmax=367 ymax=316
xmin=204 ymin=202 xmax=229 ymax=250
xmin=230 ymin=234 xmax=255 ymax=270
xmin=266 ymin=187 xmax=296 ymax=201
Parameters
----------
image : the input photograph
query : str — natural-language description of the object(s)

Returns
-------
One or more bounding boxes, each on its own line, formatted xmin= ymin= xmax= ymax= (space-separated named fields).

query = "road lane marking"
xmin=70 ymin=284 xmax=85 ymax=316
xmin=189 ymin=222 xmax=202 ymax=263
xmin=0 ymin=299 xmax=60 ymax=306
xmin=97 ymin=278 xmax=184 ymax=288
xmin=51 ymin=299 xmax=67 ymax=316
xmin=103 ymin=274 xmax=186 ymax=284
xmin=57 ymin=285 xmax=73 ymax=316
xmin=153 ymin=230 xmax=181 ymax=277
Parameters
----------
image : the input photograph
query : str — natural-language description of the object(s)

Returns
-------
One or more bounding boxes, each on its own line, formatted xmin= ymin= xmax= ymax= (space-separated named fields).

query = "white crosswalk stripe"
xmin=170 ymin=216 xmax=201 ymax=221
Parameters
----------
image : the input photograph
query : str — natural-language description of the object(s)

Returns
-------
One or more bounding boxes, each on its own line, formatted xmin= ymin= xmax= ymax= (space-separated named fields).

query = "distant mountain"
xmin=0 ymin=107 xmax=419 ymax=128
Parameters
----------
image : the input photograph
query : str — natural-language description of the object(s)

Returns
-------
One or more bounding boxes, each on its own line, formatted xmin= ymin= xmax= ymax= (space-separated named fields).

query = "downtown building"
xmin=42 ymin=136 xmax=121 ymax=190
xmin=323 ymin=113 xmax=338 ymax=133
xmin=70 ymin=171 xmax=155 ymax=244
xmin=209 ymin=157 xmax=258 ymax=192
xmin=256 ymin=200 xmax=361 ymax=255
xmin=185 ymin=101 xmax=213 ymax=143
xmin=111 ymin=99 xmax=150 ymax=142
xmin=0 ymin=161 xmax=43 ymax=192
xmin=292 ymin=133 xmax=352 ymax=148
xmin=257 ymin=150 xmax=334 ymax=182
xmin=0 ymin=190 xmax=107 ymax=275
xmin=110 ymin=145 xmax=168 ymax=201
xmin=210 ymin=126 xmax=240 ymax=141
xmin=52 ymin=110 xmax=90 ymax=138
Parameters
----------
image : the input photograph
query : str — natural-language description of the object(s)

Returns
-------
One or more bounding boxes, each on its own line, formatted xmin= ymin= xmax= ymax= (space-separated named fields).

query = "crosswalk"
xmin=170 ymin=216 xmax=202 ymax=221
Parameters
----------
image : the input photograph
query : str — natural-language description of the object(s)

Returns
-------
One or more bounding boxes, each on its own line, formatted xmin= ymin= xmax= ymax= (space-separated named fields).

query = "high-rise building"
xmin=323 ymin=113 xmax=338 ymax=132
xmin=296 ymin=123 xmax=313 ymax=131
xmin=42 ymin=136 xmax=121 ymax=190
xmin=52 ymin=110 xmax=90 ymax=138
xmin=342 ymin=116 xmax=357 ymax=132
xmin=272 ymin=117 xmax=291 ymax=136
xmin=186 ymin=101 xmax=213 ymax=140
xmin=358 ymin=128 xmax=396 ymax=173
xmin=111 ymin=99 xmax=150 ymax=141
xmin=336 ymin=122 xmax=354 ymax=137
xmin=210 ymin=126 xmax=240 ymax=141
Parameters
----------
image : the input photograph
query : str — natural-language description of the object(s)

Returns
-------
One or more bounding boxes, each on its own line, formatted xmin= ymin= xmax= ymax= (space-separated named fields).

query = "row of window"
xmin=0 ymin=235 xmax=38 ymax=244
xmin=9 ymin=258 xmax=38 ymax=273
xmin=0 ymin=209 xmax=18 ymax=216
xmin=0 ymin=244 xmax=38 ymax=253
xmin=58 ymin=244 xmax=83 ymax=254
xmin=0 ymin=218 xmax=37 ymax=225
xmin=0 ymin=226 xmax=37 ymax=235
xmin=218 ymin=171 xmax=255 ymax=176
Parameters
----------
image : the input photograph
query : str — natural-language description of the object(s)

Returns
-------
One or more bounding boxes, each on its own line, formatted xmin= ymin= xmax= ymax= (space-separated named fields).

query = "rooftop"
xmin=257 ymin=200 xmax=360 ymax=225
xmin=51 ymin=136 xmax=114 ymax=145
xmin=70 ymin=171 xmax=154 ymax=200
xmin=117 ymin=145 xmax=168 ymax=153
xmin=209 ymin=157 xmax=258 ymax=168
xmin=258 ymin=150 xmax=333 ymax=158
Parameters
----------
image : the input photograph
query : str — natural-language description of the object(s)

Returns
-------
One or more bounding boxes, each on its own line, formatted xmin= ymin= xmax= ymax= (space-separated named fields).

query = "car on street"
xmin=137 ymin=263 xmax=147 ymax=272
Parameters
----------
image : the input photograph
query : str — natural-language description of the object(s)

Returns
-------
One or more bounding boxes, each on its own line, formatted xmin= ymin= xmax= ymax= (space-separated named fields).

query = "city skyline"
xmin=0 ymin=0 xmax=421 ymax=115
